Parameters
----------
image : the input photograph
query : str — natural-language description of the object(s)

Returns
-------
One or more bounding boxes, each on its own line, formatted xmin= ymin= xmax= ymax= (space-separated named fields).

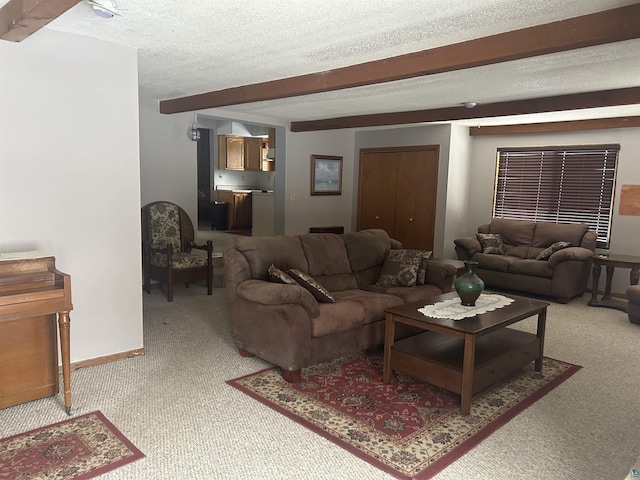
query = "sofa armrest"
xmin=548 ymin=247 xmax=594 ymax=268
xmin=454 ymin=236 xmax=482 ymax=260
xmin=425 ymin=260 xmax=457 ymax=292
xmin=236 ymin=279 xmax=320 ymax=317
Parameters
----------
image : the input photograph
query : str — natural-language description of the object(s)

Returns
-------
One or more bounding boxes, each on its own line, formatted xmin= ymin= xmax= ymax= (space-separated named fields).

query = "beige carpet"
xmin=0 ymin=286 xmax=639 ymax=479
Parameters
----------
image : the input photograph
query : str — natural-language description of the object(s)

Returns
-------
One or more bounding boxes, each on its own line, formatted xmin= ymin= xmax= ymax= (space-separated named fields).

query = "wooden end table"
xmin=588 ymin=254 xmax=640 ymax=312
xmin=383 ymin=292 xmax=548 ymax=415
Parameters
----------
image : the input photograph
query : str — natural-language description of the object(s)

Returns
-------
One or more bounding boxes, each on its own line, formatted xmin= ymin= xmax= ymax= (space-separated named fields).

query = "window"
xmin=493 ymin=145 xmax=619 ymax=249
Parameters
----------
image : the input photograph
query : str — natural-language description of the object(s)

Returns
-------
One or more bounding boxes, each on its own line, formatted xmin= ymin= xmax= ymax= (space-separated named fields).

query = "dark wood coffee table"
xmin=383 ymin=292 xmax=549 ymax=414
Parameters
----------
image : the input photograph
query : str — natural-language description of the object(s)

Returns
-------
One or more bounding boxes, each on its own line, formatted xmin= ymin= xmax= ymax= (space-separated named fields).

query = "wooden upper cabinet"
xmin=218 ymin=136 xmax=244 ymax=170
xmin=218 ymin=135 xmax=265 ymax=171
xmin=244 ymin=137 xmax=262 ymax=171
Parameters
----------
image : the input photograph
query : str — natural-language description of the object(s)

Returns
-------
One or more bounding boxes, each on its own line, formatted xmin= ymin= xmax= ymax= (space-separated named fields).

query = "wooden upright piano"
xmin=0 ymin=252 xmax=73 ymax=414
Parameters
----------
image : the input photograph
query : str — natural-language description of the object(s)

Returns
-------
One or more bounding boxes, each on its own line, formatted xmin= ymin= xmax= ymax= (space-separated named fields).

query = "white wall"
xmin=139 ymin=98 xmax=198 ymax=224
xmin=0 ymin=30 xmax=143 ymax=362
xmin=469 ymin=127 xmax=640 ymax=295
xmin=285 ymin=130 xmax=356 ymax=234
xmin=443 ymin=124 xmax=473 ymax=259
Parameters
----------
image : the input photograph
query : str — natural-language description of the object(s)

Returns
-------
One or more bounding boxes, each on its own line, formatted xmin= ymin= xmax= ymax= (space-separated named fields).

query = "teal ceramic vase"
xmin=454 ymin=260 xmax=485 ymax=306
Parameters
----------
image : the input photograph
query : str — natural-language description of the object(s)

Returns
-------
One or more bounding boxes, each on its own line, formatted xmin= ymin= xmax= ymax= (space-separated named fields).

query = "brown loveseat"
xmin=223 ymin=229 xmax=456 ymax=382
xmin=454 ymin=218 xmax=596 ymax=303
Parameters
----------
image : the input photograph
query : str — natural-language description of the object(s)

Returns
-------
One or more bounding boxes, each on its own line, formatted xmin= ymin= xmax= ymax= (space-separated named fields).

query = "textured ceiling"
xmin=5 ymin=0 xmax=640 ymax=126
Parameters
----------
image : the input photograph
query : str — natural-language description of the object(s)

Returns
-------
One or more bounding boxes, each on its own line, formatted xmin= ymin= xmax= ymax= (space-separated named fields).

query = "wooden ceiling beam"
xmin=0 ymin=0 xmax=81 ymax=42
xmin=468 ymin=116 xmax=640 ymax=136
xmin=290 ymin=87 xmax=640 ymax=132
xmin=159 ymin=4 xmax=640 ymax=114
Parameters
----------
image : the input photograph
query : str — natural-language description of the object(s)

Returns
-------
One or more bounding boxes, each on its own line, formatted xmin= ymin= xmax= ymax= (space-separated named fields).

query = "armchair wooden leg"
xmin=168 ymin=273 xmax=174 ymax=302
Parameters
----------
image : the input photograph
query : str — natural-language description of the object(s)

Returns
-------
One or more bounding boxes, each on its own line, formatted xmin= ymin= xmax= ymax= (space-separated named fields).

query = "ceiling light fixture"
xmin=463 ymin=102 xmax=478 ymax=109
xmin=86 ymin=0 xmax=119 ymax=18
xmin=190 ymin=113 xmax=200 ymax=142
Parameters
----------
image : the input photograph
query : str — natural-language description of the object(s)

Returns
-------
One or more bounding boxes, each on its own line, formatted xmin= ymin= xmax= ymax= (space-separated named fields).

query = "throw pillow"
xmin=286 ymin=268 xmax=335 ymax=303
xmin=476 ymin=233 xmax=505 ymax=255
xmin=416 ymin=250 xmax=433 ymax=285
xmin=267 ymin=264 xmax=296 ymax=285
xmin=536 ymin=241 xmax=572 ymax=261
xmin=376 ymin=249 xmax=426 ymax=287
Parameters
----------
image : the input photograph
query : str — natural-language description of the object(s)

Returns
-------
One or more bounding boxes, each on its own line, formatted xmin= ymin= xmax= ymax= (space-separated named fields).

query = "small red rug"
xmin=228 ymin=351 xmax=581 ymax=479
xmin=0 ymin=411 xmax=144 ymax=480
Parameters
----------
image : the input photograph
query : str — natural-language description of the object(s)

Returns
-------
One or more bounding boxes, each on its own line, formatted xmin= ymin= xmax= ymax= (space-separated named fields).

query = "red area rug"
xmin=0 ymin=411 xmax=144 ymax=480
xmin=228 ymin=351 xmax=580 ymax=479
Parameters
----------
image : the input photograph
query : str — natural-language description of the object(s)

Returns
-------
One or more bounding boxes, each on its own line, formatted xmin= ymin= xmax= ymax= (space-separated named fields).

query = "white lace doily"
xmin=417 ymin=294 xmax=514 ymax=320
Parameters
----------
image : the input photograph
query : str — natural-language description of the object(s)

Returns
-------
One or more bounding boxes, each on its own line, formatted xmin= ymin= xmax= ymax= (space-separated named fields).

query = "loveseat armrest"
xmin=425 ymin=260 xmax=457 ymax=292
xmin=236 ymin=279 xmax=320 ymax=317
xmin=548 ymin=247 xmax=594 ymax=268
xmin=454 ymin=236 xmax=482 ymax=260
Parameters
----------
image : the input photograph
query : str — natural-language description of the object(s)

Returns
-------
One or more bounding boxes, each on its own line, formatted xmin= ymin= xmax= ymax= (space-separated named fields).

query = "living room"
xmin=1 ymin=1 xmax=640 ymax=478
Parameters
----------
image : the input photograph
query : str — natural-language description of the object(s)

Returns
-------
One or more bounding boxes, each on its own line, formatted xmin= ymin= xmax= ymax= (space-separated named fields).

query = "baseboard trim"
xmin=60 ymin=348 xmax=145 ymax=374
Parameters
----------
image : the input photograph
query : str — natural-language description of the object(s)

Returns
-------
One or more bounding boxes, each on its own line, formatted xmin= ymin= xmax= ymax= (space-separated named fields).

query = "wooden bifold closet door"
xmin=357 ymin=145 xmax=439 ymax=251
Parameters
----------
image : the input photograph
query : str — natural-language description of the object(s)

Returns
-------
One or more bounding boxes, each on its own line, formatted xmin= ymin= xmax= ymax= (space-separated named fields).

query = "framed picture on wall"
xmin=311 ymin=155 xmax=343 ymax=196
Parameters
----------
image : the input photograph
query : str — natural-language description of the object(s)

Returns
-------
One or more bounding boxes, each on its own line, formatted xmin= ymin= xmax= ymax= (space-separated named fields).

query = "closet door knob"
xmin=375 ymin=215 xmax=380 ymax=219
xmin=409 ymin=217 xmax=413 ymax=222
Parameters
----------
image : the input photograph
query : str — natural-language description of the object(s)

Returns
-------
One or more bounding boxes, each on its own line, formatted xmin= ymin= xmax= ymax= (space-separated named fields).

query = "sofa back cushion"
xmin=234 ymin=235 xmax=308 ymax=280
xmin=489 ymin=218 xmax=536 ymax=258
xmin=299 ymin=233 xmax=358 ymax=291
xmin=532 ymin=222 xmax=589 ymax=248
xmin=343 ymin=229 xmax=392 ymax=288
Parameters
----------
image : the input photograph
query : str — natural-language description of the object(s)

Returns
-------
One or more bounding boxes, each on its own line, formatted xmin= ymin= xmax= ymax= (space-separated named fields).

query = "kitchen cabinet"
xmin=244 ymin=137 xmax=262 ymax=171
xmin=218 ymin=136 xmax=244 ymax=170
xmin=356 ymin=146 xmax=439 ymax=251
xmin=218 ymin=135 xmax=264 ymax=171
xmin=263 ymin=128 xmax=276 ymax=172
xmin=218 ymin=190 xmax=252 ymax=230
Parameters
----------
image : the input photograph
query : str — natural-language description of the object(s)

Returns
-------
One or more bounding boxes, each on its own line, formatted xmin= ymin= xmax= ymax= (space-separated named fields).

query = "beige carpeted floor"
xmin=1 ymin=285 xmax=639 ymax=480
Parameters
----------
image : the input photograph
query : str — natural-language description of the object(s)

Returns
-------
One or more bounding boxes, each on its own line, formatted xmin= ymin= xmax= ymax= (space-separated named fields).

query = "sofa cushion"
xmin=489 ymin=218 xmax=535 ymax=258
xmin=536 ymin=241 xmax=572 ymax=261
xmin=508 ymin=259 xmax=554 ymax=278
xmin=311 ymin=301 xmax=366 ymax=337
xmin=364 ymin=283 xmax=443 ymax=303
xmin=473 ymin=253 xmax=515 ymax=272
xmin=476 ymin=233 xmax=505 ymax=254
xmin=287 ymin=269 xmax=335 ymax=303
xmin=267 ymin=264 xmax=296 ymax=284
xmin=376 ymin=249 xmax=425 ymax=287
xmin=299 ymin=233 xmax=352 ymax=276
xmin=532 ymin=222 xmax=589 ymax=249
xmin=343 ymin=229 xmax=390 ymax=272
xmin=235 ymin=235 xmax=308 ymax=280
xmin=332 ymin=289 xmax=403 ymax=324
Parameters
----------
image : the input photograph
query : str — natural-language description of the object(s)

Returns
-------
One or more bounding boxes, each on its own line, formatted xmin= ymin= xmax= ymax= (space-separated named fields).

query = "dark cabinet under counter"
xmin=217 ymin=190 xmax=252 ymax=230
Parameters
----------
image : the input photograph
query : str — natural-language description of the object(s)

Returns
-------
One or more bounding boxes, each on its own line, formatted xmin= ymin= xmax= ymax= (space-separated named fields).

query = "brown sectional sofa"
xmin=454 ymin=218 xmax=596 ymax=303
xmin=223 ymin=229 xmax=457 ymax=382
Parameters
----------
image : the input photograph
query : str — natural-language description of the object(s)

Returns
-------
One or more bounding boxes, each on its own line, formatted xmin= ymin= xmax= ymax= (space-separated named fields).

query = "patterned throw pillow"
xmin=476 ymin=233 xmax=505 ymax=255
xmin=376 ymin=249 xmax=426 ymax=287
xmin=267 ymin=264 xmax=296 ymax=284
xmin=416 ymin=250 xmax=433 ymax=285
xmin=286 ymin=268 xmax=335 ymax=303
xmin=536 ymin=241 xmax=572 ymax=261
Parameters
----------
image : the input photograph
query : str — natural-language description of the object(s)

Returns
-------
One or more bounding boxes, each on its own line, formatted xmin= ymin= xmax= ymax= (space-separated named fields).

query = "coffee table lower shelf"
xmin=390 ymin=328 xmax=541 ymax=400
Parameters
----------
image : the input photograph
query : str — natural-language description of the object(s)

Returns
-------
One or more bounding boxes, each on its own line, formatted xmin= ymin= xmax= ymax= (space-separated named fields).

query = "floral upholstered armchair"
xmin=141 ymin=201 xmax=213 ymax=302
